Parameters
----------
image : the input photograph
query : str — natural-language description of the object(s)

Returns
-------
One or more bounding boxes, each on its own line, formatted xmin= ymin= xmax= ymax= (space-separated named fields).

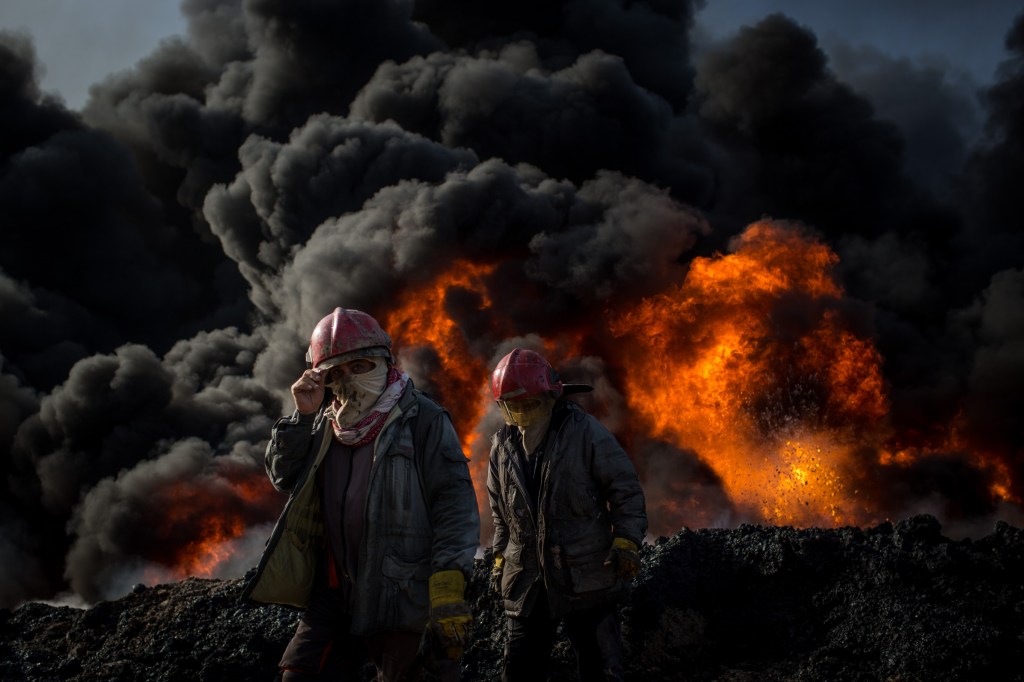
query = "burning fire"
xmin=879 ymin=416 xmax=1020 ymax=506
xmin=385 ymin=259 xmax=501 ymax=439
xmin=608 ymin=221 xmax=891 ymax=526
xmin=373 ymin=221 xmax=1014 ymax=532
xmin=144 ymin=468 xmax=276 ymax=583
xmin=385 ymin=259 xmax=504 ymax=497
xmin=379 ymin=220 xmax=1018 ymax=533
xmin=157 ymin=222 xmax=1017 ymax=582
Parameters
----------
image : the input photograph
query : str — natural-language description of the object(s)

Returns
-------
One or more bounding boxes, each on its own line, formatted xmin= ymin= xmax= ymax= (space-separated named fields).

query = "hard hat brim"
xmin=314 ymin=346 xmax=391 ymax=369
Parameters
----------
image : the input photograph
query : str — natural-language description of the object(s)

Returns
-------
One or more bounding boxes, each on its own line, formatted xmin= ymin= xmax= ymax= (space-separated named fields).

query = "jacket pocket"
xmin=561 ymin=525 xmax=616 ymax=594
xmin=381 ymin=552 xmax=431 ymax=629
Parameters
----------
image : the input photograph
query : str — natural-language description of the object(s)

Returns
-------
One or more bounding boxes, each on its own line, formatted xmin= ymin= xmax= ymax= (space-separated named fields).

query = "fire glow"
xmin=145 ymin=470 xmax=276 ymax=583
xmin=385 ymin=259 xmax=503 ymax=491
xmin=379 ymin=221 xmax=1016 ymax=532
xmin=154 ymin=224 xmax=1016 ymax=581
xmin=610 ymin=221 xmax=890 ymax=526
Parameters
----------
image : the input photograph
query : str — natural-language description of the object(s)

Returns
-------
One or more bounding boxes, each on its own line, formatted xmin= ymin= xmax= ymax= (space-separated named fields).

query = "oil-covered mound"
xmin=1 ymin=515 xmax=1021 ymax=681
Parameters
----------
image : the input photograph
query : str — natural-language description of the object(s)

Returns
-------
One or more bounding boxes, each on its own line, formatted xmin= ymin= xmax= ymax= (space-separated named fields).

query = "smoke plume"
xmin=1 ymin=0 xmax=1022 ymax=607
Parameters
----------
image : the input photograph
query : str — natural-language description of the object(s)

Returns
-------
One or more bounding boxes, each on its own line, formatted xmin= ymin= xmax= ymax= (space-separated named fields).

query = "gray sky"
xmin=0 ymin=0 xmax=188 ymax=109
xmin=1 ymin=0 xmax=1021 ymax=111
xmin=697 ymin=0 xmax=1022 ymax=87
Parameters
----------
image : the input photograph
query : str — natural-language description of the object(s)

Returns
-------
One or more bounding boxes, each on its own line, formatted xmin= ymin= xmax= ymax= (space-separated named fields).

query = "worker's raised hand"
xmin=291 ymin=369 xmax=325 ymax=415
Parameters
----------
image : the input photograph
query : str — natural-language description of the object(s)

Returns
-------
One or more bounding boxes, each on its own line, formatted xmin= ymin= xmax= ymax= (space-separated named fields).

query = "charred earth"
xmin=1 ymin=515 xmax=1021 ymax=681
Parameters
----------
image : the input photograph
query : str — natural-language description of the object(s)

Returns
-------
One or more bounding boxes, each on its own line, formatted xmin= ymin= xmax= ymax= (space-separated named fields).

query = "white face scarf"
xmin=325 ymin=359 xmax=389 ymax=428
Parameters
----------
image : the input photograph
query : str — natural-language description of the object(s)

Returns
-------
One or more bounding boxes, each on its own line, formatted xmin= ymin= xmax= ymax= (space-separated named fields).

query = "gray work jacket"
xmin=242 ymin=382 xmax=480 ymax=636
xmin=487 ymin=400 xmax=647 ymax=618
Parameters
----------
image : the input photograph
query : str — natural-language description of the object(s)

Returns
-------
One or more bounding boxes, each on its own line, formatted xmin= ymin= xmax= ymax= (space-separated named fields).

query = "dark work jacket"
xmin=242 ymin=381 xmax=480 ymax=636
xmin=487 ymin=400 xmax=647 ymax=618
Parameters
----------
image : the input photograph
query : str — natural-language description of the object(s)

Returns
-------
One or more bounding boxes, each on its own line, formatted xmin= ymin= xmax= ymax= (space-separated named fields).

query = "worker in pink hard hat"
xmin=245 ymin=308 xmax=479 ymax=681
xmin=487 ymin=348 xmax=647 ymax=682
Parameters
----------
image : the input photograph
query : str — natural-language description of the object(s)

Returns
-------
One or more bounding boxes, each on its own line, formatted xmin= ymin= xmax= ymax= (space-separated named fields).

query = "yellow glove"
xmin=602 ymin=537 xmax=640 ymax=580
xmin=427 ymin=570 xmax=473 ymax=660
xmin=491 ymin=551 xmax=504 ymax=593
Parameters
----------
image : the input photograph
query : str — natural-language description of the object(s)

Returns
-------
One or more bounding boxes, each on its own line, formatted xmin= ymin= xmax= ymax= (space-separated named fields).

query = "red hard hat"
xmin=308 ymin=308 xmax=392 ymax=369
xmin=491 ymin=348 xmax=563 ymax=401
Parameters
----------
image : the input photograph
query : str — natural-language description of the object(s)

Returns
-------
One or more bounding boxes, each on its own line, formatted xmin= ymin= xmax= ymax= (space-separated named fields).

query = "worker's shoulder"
xmin=408 ymin=385 xmax=448 ymax=417
xmin=560 ymin=398 xmax=592 ymax=424
xmin=568 ymin=403 xmax=620 ymax=441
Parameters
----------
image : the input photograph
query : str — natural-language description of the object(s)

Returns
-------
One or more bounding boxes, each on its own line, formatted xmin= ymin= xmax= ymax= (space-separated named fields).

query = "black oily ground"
xmin=1 ymin=514 xmax=1021 ymax=682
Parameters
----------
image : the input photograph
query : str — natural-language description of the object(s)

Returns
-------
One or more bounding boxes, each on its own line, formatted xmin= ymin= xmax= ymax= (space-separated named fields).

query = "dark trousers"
xmin=503 ymin=590 xmax=625 ymax=682
xmin=280 ymin=567 xmax=422 ymax=681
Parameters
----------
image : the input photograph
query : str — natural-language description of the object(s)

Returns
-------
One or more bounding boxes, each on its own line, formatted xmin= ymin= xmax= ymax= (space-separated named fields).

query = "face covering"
xmin=500 ymin=395 xmax=555 ymax=428
xmin=499 ymin=395 xmax=555 ymax=455
xmin=326 ymin=358 xmax=388 ymax=428
xmin=519 ymin=415 xmax=552 ymax=455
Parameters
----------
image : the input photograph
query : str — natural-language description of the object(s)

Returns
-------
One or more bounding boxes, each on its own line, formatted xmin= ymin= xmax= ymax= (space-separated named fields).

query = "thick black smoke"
xmin=1 ymin=0 xmax=1022 ymax=607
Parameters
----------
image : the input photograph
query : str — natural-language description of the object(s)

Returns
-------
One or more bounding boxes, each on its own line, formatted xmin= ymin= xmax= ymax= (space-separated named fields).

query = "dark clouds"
xmin=1 ymin=1 xmax=1022 ymax=607
xmin=694 ymin=13 xmax=935 ymax=242
xmin=828 ymin=42 xmax=981 ymax=195
xmin=414 ymin=0 xmax=699 ymax=111
xmin=351 ymin=38 xmax=723 ymax=211
xmin=5 ymin=328 xmax=278 ymax=602
xmin=203 ymin=115 xmax=479 ymax=302
xmin=65 ymin=436 xmax=276 ymax=601
xmin=353 ymin=46 xmax=696 ymax=191
xmin=241 ymin=0 xmax=441 ymax=129
xmin=960 ymin=268 xmax=1024 ymax=457
xmin=526 ymin=172 xmax=709 ymax=299
xmin=960 ymin=14 xmax=1024 ymax=281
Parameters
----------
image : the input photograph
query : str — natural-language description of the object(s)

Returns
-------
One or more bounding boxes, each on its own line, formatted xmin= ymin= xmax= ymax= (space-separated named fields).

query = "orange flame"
xmin=367 ymin=222 xmax=1015 ymax=531
xmin=146 ymin=470 xmax=276 ymax=582
xmin=610 ymin=221 xmax=890 ymax=526
xmin=164 ymin=221 xmax=1018 ymax=581
xmin=879 ymin=413 xmax=1021 ymax=506
xmin=385 ymin=259 xmax=502 ymax=453
xmin=384 ymin=259 xmax=506 ymax=522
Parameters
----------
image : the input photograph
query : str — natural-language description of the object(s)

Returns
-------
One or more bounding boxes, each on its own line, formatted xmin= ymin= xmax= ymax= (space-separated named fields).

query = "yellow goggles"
xmin=498 ymin=396 xmax=554 ymax=427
